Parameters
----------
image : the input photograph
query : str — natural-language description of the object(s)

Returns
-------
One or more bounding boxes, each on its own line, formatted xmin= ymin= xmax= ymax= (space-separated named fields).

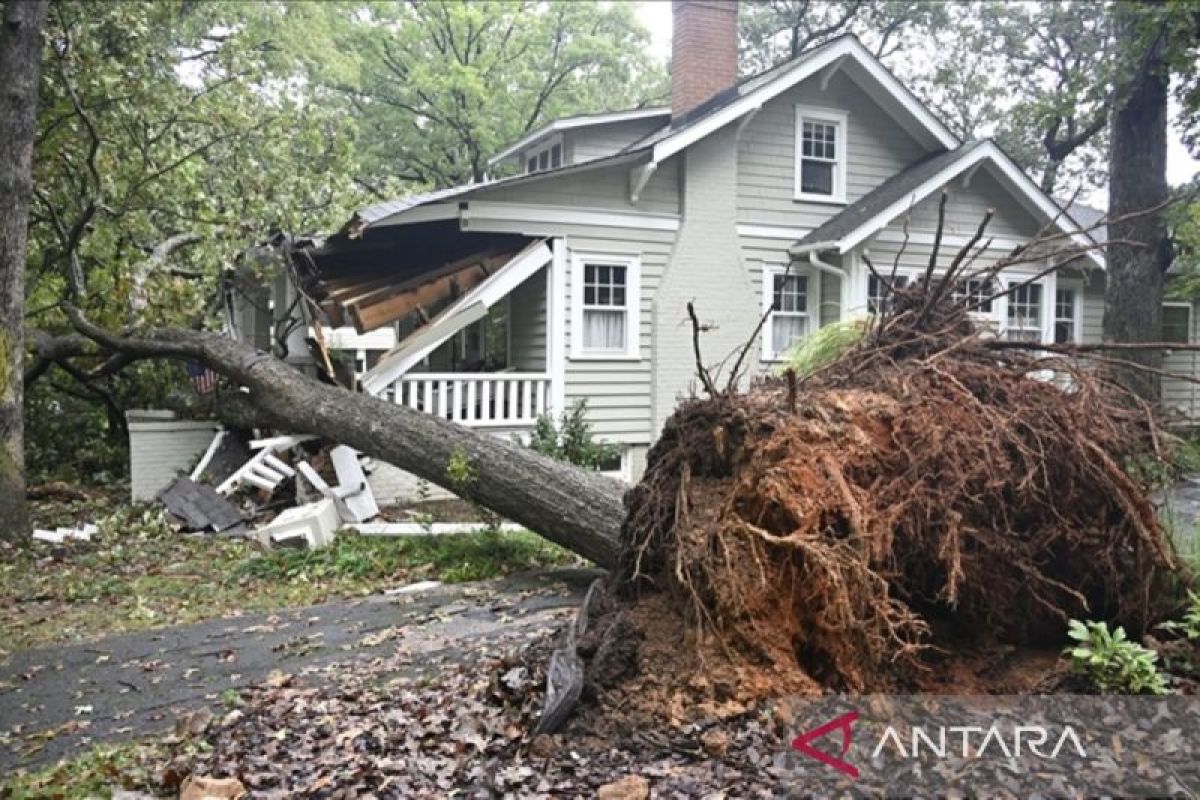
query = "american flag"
xmin=186 ymin=360 xmax=219 ymax=395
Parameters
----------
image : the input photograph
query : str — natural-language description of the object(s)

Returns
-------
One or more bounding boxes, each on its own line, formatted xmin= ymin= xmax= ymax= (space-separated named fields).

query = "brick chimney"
xmin=671 ymin=0 xmax=738 ymax=118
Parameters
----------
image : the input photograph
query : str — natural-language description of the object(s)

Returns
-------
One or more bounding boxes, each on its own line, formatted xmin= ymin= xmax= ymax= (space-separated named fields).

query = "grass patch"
xmin=0 ymin=501 xmax=578 ymax=654
xmin=0 ymin=740 xmax=170 ymax=799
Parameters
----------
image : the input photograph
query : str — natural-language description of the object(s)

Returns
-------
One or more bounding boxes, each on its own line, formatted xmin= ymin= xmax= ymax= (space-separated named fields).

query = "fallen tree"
xmin=67 ymin=311 xmax=626 ymax=568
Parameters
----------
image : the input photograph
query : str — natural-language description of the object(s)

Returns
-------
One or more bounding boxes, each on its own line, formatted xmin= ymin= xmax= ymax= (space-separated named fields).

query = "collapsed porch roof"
xmin=359 ymin=239 xmax=553 ymax=395
xmin=300 ymin=220 xmax=531 ymax=334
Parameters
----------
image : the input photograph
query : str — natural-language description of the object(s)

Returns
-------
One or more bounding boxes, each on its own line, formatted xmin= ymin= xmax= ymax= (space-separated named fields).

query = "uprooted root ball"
xmin=621 ymin=308 xmax=1179 ymax=692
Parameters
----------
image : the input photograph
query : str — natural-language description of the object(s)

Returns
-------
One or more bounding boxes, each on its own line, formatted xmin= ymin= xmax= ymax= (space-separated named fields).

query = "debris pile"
xmin=597 ymin=257 xmax=1184 ymax=705
xmin=157 ymin=433 xmax=381 ymax=549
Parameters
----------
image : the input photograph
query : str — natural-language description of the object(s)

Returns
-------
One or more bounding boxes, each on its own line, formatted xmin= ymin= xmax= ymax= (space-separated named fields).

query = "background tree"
xmin=23 ymin=0 xmax=366 ymax=484
xmin=1104 ymin=2 xmax=1199 ymax=401
xmin=1 ymin=0 xmax=48 ymax=537
xmin=738 ymin=0 xmax=945 ymax=75
xmin=289 ymin=0 xmax=666 ymax=187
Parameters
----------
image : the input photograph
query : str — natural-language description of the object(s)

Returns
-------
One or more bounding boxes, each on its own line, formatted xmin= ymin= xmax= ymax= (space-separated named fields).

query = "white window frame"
xmin=523 ymin=134 xmax=564 ymax=174
xmin=598 ymin=445 xmax=632 ymax=483
xmin=794 ymin=106 xmax=848 ymax=204
xmin=1052 ymin=279 xmax=1084 ymax=345
xmin=865 ymin=268 xmax=918 ymax=314
xmin=570 ymin=251 xmax=641 ymax=361
xmin=1001 ymin=279 xmax=1046 ymax=343
xmin=1163 ymin=301 xmax=1193 ymax=345
xmin=761 ymin=263 xmax=819 ymax=362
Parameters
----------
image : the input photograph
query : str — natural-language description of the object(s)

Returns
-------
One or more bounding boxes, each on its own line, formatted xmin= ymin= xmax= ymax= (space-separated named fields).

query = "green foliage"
xmin=289 ymin=0 xmax=666 ymax=186
xmin=445 ymin=448 xmax=477 ymax=496
xmin=24 ymin=0 xmax=370 ymax=481
xmin=526 ymin=400 xmax=620 ymax=471
xmin=775 ymin=318 xmax=867 ymax=379
xmin=236 ymin=529 xmax=573 ymax=586
xmin=0 ymin=740 xmax=167 ymax=799
xmin=1065 ymin=619 xmax=1168 ymax=695
xmin=3 ymin=496 xmax=573 ymax=651
xmin=738 ymin=1 xmax=946 ymax=76
xmin=1160 ymin=591 xmax=1200 ymax=642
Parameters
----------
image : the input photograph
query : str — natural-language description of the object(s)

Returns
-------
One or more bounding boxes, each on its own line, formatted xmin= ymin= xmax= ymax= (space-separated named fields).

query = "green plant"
xmin=525 ymin=400 xmax=620 ymax=471
xmin=445 ymin=448 xmax=477 ymax=494
xmin=775 ymin=317 xmax=867 ymax=379
xmin=1065 ymin=619 xmax=1169 ymax=695
xmin=1160 ymin=590 xmax=1200 ymax=641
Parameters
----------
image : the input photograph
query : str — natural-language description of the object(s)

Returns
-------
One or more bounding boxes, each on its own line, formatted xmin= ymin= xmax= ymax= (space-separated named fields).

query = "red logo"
xmin=791 ymin=710 xmax=860 ymax=778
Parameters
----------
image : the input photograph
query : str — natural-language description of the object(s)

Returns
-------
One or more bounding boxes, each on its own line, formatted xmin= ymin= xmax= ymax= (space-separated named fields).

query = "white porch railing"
xmin=388 ymin=372 xmax=551 ymax=427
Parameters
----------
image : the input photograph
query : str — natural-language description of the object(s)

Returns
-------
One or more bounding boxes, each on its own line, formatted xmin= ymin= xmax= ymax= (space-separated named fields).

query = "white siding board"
xmin=567 ymin=118 xmax=665 ymax=163
xmin=477 ymin=157 xmax=679 ymax=215
xmin=508 ymin=266 xmax=547 ymax=371
xmin=899 ymin=168 xmax=1041 ymax=240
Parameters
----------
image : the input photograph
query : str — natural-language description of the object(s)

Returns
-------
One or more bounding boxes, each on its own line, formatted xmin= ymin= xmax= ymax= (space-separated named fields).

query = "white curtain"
xmin=772 ymin=314 xmax=807 ymax=355
xmin=584 ymin=309 xmax=626 ymax=350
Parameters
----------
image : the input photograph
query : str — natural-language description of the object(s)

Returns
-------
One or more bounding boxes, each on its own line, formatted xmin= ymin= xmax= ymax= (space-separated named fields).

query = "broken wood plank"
xmin=349 ymin=266 xmax=491 ymax=333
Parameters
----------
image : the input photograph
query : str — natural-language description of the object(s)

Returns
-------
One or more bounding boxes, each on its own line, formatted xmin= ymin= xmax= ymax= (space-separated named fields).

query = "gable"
xmin=644 ymin=35 xmax=958 ymax=168
xmin=738 ymin=68 xmax=929 ymax=228
xmin=901 ymin=166 xmax=1041 ymax=241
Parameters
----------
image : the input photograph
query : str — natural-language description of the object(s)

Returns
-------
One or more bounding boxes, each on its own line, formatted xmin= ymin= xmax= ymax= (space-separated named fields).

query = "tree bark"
xmin=0 ymin=0 xmax=48 ymax=538
xmin=70 ymin=315 xmax=627 ymax=568
xmin=1103 ymin=8 xmax=1171 ymax=402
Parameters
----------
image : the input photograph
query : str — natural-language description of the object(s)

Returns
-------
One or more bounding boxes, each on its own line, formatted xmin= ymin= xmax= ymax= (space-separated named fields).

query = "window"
xmin=571 ymin=253 xmax=640 ymax=359
xmin=1004 ymin=283 xmax=1043 ymax=343
xmin=952 ymin=278 xmax=996 ymax=314
xmin=1163 ymin=303 xmax=1192 ymax=344
xmin=794 ymin=107 xmax=847 ymax=203
xmin=762 ymin=267 xmax=812 ymax=360
xmin=1054 ymin=285 xmax=1080 ymax=344
xmin=867 ymin=273 xmax=911 ymax=313
xmin=582 ymin=264 xmax=627 ymax=350
xmin=524 ymin=137 xmax=563 ymax=174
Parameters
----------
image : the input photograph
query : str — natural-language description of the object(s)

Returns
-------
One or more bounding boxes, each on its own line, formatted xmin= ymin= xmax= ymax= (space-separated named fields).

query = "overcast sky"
xmin=633 ymin=0 xmax=1199 ymax=193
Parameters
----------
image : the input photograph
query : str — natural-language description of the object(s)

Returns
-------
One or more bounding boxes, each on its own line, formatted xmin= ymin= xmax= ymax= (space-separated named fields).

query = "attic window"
xmin=794 ymin=106 xmax=848 ymax=203
xmin=524 ymin=136 xmax=563 ymax=174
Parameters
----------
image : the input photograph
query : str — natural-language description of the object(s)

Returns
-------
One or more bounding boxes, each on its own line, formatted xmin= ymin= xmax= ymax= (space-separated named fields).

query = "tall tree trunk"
xmin=71 ymin=316 xmax=627 ymax=568
xmin=1103 ymin=9 xmax=1171 ymax=402
xmin=0 ymin=0 xmax=48 ymax=539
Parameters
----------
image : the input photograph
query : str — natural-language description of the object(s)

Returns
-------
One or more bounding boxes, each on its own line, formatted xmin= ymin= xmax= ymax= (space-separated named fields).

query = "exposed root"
xmin=618 ymin=281 xmax=1182 ymax=693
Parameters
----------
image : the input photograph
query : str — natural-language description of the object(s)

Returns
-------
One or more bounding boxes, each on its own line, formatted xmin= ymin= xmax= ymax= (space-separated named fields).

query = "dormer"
xmin=487 ymin=107 xmax=670 ymax=174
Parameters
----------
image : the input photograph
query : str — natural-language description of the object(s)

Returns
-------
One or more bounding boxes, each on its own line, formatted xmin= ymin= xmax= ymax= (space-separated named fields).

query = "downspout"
xmin=807 ymin=250 xmax=850 ymax=324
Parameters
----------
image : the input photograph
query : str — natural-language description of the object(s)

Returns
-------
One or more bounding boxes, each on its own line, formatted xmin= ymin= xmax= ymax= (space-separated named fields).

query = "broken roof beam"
xmin=338 ymin=248 xmax=508 ymax=315
xmin=349 ymin=263 xmax=490 ymax=333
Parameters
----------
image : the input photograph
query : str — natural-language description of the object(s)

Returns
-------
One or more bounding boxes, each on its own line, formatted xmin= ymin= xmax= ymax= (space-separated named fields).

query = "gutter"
xmin=806 ymin=250 xmax=849 ymax=282
xmin=788 ymin=240 xmax=840 ymax=258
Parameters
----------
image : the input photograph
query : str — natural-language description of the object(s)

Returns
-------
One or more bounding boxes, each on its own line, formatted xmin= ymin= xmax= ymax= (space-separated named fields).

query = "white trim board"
xmin=361 ymin=240 xmax=554 ymax=394
xmin=737 ymin=223 xmax=811 ymax=240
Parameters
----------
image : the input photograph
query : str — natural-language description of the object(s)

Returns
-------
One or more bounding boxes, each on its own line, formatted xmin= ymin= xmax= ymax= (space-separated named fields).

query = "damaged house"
xmin=239 ymin=1 xmax=1197 ymax=503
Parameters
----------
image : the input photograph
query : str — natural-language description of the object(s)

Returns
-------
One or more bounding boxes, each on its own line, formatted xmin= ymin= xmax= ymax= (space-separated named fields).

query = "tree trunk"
xmin=71 ymin=316 xmax=627 ymax=568
xmin=1103 ymin=9 xmax=1171 ymax=402
xmin=0 ymin=0 xmax=48 ymax=539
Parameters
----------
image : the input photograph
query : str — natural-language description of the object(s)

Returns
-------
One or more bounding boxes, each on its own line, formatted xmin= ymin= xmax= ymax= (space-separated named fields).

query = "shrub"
xmin=1065 ymin=619 xmax=1168 ymax=695
xmin=526 ymin=399 xmax=620 ymax=471
xmin=1160 ymin=590 xmax=1200 ymax=641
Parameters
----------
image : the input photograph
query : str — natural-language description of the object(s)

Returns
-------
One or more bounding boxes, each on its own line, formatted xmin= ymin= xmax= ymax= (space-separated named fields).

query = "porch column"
xmin=548 ymin=238 xmax=567 ymax=414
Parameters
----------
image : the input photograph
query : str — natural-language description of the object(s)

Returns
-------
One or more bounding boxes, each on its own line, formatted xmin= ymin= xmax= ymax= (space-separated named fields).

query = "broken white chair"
xmin=216 ymin=447 xmax=296 ymax=495
xmin=295 ymin=445 xmax=379 ymax=524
